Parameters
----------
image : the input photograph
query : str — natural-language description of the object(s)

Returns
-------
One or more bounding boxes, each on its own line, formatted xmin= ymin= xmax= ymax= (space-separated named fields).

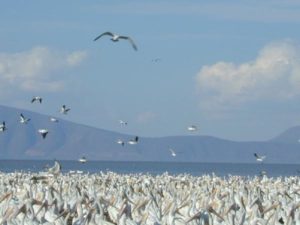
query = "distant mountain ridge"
xmin=0 ymin=105 xmax=300 ymax=163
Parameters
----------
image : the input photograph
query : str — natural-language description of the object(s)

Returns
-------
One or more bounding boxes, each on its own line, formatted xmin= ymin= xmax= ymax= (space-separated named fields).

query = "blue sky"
xmin=1 ymin=1 xmax=300 ymax=141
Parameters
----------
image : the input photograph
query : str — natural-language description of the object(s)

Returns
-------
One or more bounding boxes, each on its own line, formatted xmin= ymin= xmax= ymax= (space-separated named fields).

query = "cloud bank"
xmin=196 ymin=41 xmax=300 ymax=107
xmin=0 ymin=47 xmax=87 ymax=92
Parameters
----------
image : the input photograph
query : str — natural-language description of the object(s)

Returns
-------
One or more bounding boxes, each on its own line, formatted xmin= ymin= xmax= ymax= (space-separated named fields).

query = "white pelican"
xmin=117 ymin=139 xmax=125 ymax=146
xmin=50 ymin=117 xmax=59 ymax=122
xmin=78 ymin=156 xmax=87 ymax=164
xmin=254 ymin=153 xmax=266 ymax=162
xmin=60 ymin=105 xmax=70 ymax=114
xmin=0 ymin=121 xmax=6 ymax=132
xmin=119 ymin=120 xmax=128 ymax=126
xmin=38 ymin=129 xmax=49 ymax=139
xmin=128 ymin=136 xmax=139 ymax=145
xmin=48 ymin=160 xmax=61 ymax=176
xmin=187 ymin=125 xmax=198 ymax=132
xmin=169 ymin=148 xmax=176 ymax=157
xmin=31 ymin=96 xmax=42 ymax=103
xmin=94 ymin=31 xmax=138 ymax=51
xmin=19 ymin=113 xmax=30 ymax=124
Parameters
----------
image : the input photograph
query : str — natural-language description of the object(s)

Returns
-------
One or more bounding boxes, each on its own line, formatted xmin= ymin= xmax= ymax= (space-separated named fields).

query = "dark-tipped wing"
xmin=41 ymin=132 xmax=48 ymax=139
xmin=39 ymin=98 xmax=42 ymax=103
xmin=118 ymin=36 xmax=138 ymax=51
xmin=31 ymin=98 xmax=36 ymax=103
xmin=94 ymin=32 xmax=114 ymax=41
xmin=20 ymin=113 xmax=25 ymax=120
xmin=254 ymin=153 xmax=259 ymax=158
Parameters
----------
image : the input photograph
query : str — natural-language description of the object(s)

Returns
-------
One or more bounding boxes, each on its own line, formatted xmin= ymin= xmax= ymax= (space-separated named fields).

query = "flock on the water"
xmin=0 ymin=171 xmax=299 ymax=225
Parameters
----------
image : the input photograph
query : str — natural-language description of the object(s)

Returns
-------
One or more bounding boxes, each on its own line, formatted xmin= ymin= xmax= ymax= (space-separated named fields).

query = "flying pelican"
xmin=94 ymin=32 xmax=138 ymax=51
xmin=78 ymin=156 xmax=87 ymax=164
xmin=38 ymin=129 xmax=49 ymax=139
xmin=117 ymin=139 xmax=125 ymax=146
xmin=60 ymin=105 xmax=70 ymax=114
xmin=187 ymin=125 xmax=198 ymax=132
xmin=169 ymin=148 xmax=176 ymax=157
xmin=128 ymin=136 xmax=139 ymax=145
xmin=19 ymin=113 xmax=30 ymax=124
xmin=50 ymin=117 xmax=59 ymax=122
xmin=119 ymin=120 xmax=128 ymax=126
xmin=254 ymin=153 xmax=266 ymax=162
xmin=0 ymin=121 xmax=6 ymax=132
xmin=31 ymin=96 xmax=42 ymax=103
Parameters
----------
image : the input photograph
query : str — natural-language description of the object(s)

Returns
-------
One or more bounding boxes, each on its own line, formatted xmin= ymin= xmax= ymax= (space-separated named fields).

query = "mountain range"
xmin=0 ymin=105 xmax=300 ymax=163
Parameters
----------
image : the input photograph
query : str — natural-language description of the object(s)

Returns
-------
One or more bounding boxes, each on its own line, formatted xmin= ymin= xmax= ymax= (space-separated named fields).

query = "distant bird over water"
xmin=78 ymin=156 xmax=87 ymax=164
xmin=169 ymin=148 xmax=176 ymax=157
xmin=187 ymin=125 xmax=198 ymax=132
xmin=50 ymin=117 xmax=59 ymax=122
xmin=31 ymin=96 xmax=42 ymax=103
xmin=60 ymin=105 xmax=70 ymax=115
xmin=0 ymin=121 xmax=6 ymax=132
xmin=119 ymin=120 xmax=128 ymax=126
xmin=117 ymin=139 xmax=125 ymax=146
xmin=19 ymin=113 xmax=30 ymax=124
xmin=94 ymin=31 xmax=138 ymax=51
xmin=128 ymin=136 xmax=139 ymax=145
xmin=38 ymin=129 xmax=49 ymax=139
xmin=254 ymin=153 xmax=266 ymax=162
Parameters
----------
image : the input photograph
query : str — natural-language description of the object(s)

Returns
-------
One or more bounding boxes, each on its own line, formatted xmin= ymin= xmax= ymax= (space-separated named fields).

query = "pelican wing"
xmin=119 ymin=36 xmax=138 ymax=51
xmin=94 ymin=32 xmax=114 ymax=41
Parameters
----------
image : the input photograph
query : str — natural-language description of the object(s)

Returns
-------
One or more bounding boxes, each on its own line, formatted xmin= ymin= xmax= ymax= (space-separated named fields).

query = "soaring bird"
xmin=94 ymin=32 xmax=138 ymax=51
xmin=169 ymin=148 xmax=177 ymax=157
xmin=254 ymin=153 xmax=266 ymax=162
xmin=128 ymin=136 xmax=139 ymax=145
xmin=50 ymin=117 xmax=59 ymax=122
xmin=187 ymin=125 xmax=198 ymax=132
xmin=117 ymin=139 xmax=125 ymax=146
xmin=119 ymin=120 xmax=128 ymax=126
xmin=78 ymin=156 xmax=87 ymax=164
xmin=60 ymin=105 xmax=70 ymax=114
xmin=0 ymin=121 xmax=6 ymax=132
xmin=31 ymin=96 xmax=42 ymax=103
xmin=19 ymin=113 xmax=30 ymax=124
xmin=38 ymin=129 xmax=49 ymax=139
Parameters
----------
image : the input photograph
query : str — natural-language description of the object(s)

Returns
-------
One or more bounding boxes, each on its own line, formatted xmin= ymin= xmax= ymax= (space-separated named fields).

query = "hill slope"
xmin=1 ymin=105 xmax=300 ymax=163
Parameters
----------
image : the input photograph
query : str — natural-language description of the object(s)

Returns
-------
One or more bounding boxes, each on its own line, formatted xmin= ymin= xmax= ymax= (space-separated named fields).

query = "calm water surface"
xmin=0 ymin=160 xmax=299 ymax=177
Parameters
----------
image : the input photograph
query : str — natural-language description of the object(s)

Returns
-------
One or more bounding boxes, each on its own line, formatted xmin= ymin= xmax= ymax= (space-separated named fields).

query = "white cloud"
xmin=0 ymin=47 xmax=87 ymax=92
xmin=196 ymin=40 xmax=300 ymax=107
xmin=137 ymin=111 xmax=157 ymax=123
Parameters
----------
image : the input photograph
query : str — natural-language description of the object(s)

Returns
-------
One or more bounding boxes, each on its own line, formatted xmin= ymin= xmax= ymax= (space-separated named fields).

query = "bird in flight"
xmin=19 ymin=113 xmax=30 ymax=124
xmin=128 ymin=136 xmax=139 ymax=145
xmin=38 ymin=129 xmax=49 ymax=139
xmin=169 ymin=148 xmax=177 ymax=157
xmin=31 ymin=96 xmax=42 ymax=103
xmin=187 ymin=125 xmax=198 ymax=132
xmin=254 ymin=153 xmax=266 ymax=162
xmin=94 ymin=32 xmax=138 ymax=51
xmin=119 ymin=120 xmax=128 ymax=126
xmin=0 ymin=122 xmax=7 ymax=132
xmin=60 ymin=105 xmax=70 ymax=115
xmin=117 ymin=139 xmax=125 ymax=146
xmin=50 ymin=117 xmax=59 ymax=123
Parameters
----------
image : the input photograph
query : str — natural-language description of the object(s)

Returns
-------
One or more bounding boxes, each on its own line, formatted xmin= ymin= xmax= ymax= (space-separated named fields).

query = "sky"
xmin=1 ymin=0 xmax=300 ymax=141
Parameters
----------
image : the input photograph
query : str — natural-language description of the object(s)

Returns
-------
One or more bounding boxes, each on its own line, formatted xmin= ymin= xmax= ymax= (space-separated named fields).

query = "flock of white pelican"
xmin=0 ymin=164 xmax=299 ymax=225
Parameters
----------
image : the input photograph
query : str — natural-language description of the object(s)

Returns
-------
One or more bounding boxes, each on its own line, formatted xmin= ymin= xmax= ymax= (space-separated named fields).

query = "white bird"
xmin=169 ymin=148 xmax=176 ymax=157
xmin=38 ymin=129 xmax=49 ymax=139
xmin=94 ymin=31 xmax=138 ymax=51
xmin=0 ymin=121 xmax=6 ymax=132
xmin=119 ymin=120 xmax=128 ymax=126
xmin=50 ymin=117 xmax=59 ymax=122
xmin=254 ymin=153 xmax=266 ymax=162
xmin=187 ymin=125 xmax=198 ymax=132
xmin=60 ymin=105 xmax=70 ymax=114
xmin=78 ymin=156 xmax=87 ymax=164
xmin=31 ymin=96 xmax=42 ymax=103
xmin=128 ymin=136 xmax=139 ymax=145
xmin=117 ymin=139 xmax=125 ymax=146
xmin=19 ymin=113 xmax=30 ymax=124
xmin=48 ymin=161 xmax=61 ymax=176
